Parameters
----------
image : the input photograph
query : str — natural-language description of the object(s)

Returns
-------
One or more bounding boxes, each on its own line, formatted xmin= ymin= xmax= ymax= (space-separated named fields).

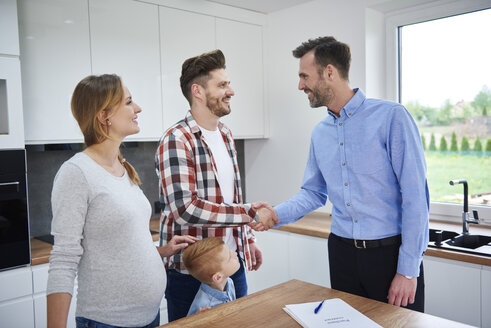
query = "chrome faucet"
xmin=449 ymin=179 xmax=480 ymax=235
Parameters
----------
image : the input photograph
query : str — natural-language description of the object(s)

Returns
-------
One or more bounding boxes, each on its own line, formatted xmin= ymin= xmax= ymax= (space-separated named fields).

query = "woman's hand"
xmin=157 ymin=235 xmax=199 ymax=258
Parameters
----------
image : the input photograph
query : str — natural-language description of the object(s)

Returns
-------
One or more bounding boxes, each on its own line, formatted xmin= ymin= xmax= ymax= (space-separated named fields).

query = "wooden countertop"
xmin=31 ymin=213 xmax=491 ymax=267
xmin=160 ymin=279 xmax=474 ymax=328
xmin=277 ymin=212 xmax=491 ymax=267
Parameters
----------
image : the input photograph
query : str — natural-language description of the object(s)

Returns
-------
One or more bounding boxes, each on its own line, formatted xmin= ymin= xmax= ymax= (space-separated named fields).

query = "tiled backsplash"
xmin=26 ymin=140 xmax=245 ymax=237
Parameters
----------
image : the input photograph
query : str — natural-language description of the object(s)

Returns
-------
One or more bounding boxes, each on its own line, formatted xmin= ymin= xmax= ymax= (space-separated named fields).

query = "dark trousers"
xmin=328 ymin=233 xmax=425 ymax=312
xmin=165 ymin=255 xmax=248 ymax=322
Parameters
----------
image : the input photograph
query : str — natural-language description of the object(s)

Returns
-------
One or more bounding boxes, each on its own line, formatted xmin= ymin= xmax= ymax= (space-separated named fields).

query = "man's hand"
xmin=387 ymin=273 xmax=417 ymax=307
xmin=249 ymin=201 xmax=279 ymax=231
xmin=157 ymin=235 xmax=199 ymax=258
xmin=248 ymin=242 xmax=263 ymax=271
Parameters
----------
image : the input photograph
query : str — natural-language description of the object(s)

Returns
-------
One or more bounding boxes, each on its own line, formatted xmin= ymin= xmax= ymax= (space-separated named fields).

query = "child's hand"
xmin=198 ymin=306 xmax=211 ymax=313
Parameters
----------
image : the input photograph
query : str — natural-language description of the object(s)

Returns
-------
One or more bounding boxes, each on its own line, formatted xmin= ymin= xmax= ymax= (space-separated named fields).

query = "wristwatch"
xmin=404 ymin=275 xmax=413 ymax=279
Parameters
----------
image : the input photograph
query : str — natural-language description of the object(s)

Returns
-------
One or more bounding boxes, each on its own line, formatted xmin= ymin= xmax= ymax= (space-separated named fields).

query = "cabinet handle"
xmin=0 ymin=182 xmax=20 ymax=186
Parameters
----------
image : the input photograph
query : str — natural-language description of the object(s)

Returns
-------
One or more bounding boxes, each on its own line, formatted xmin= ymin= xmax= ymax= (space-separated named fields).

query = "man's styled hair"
xmin=182 ymin=237 xmax=226 ymax=284
xmin=292 ymin=36 xmax=351 ymax=80
xmin=180 ymin=49 xmax=226 ymax=106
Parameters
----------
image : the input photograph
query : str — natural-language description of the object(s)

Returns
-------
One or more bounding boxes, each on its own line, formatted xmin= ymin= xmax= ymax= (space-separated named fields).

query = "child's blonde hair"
xmin=182 ymin=237 xmax=225 ymax=284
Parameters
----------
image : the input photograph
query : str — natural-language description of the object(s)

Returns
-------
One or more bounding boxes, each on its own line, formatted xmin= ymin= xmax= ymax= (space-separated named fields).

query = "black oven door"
xmin=0 ymin=150 xmax=31 ymax=270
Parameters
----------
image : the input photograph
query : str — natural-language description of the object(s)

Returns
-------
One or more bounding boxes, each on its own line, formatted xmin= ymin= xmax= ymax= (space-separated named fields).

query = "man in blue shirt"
xmin=254 ymin=36 xmax=429 ymax=312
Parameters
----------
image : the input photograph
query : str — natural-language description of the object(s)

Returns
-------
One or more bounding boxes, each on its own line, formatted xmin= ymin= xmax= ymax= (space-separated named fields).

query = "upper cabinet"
xmin=216 ymin=19 xmax=264 ymax=138
xmin=18 ymin=0 xmax=91 ymax=144
xmin=0 ymin=0 xmax=20 ymax=56
xmin=18 ymin=0 xmax=267 ymax=144
xmin=90 ymin=0 xmax=162 ymax=141
xmin=159 ymin=7 xmax=215 ymax=131
xmin=0 ymin=0 xmax=24 ymax=149
xmin=0 ymin=57 xmax=24 ymax=149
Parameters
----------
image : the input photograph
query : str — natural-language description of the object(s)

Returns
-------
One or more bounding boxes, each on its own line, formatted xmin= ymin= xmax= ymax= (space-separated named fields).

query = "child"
xmin=182 ymin=237 xmax=241 ymax=316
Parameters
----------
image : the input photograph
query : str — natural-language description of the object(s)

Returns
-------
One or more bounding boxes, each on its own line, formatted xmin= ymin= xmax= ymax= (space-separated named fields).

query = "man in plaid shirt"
xmin=155 ymin=49 xmax=276 ymax=322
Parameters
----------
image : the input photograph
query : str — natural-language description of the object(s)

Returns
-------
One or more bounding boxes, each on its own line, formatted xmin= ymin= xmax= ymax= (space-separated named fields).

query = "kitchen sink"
xmin=428 ymin=229 xmax=491 ymax=257
xmin=446 ymin=234 xmax=491 ymax=249
xmin=429 ymin=229 xmax=459 ymax=243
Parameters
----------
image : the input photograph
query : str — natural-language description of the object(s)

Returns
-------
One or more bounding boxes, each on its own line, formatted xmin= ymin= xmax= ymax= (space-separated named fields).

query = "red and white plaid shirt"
xmin=155 ymin=111 xmax=258 ymax=273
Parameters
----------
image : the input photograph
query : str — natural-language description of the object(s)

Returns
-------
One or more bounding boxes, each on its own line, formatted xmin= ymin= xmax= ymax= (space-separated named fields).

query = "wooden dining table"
xmin=160 ymin=279 xmax=475 ymax=328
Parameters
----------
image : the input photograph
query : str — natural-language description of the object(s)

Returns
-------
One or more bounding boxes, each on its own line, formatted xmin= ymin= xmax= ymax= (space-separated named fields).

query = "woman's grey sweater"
xmin=47 ymin=152 xmax=165 ymax=327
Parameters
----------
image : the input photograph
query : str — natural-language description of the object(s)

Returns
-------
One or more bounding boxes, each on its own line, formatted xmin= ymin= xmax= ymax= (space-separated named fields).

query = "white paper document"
xmin=283 ymin=298 xmax=382 ymax=328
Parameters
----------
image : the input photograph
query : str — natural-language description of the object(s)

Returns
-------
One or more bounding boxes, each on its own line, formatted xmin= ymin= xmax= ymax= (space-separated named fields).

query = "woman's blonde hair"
xmin=71 ymin=74 xmax=141 ymax=185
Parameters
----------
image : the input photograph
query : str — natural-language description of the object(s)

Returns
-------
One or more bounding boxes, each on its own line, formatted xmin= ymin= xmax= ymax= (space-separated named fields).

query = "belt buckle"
xmin=354 ymin=239 xmax=366 ymax=249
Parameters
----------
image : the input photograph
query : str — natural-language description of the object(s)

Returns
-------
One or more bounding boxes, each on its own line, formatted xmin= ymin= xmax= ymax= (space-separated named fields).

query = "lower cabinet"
xmin=482 ymin=265 xmax=491 ymax=328
xmin=424 ymin=256 xmax=482 ymax=327
xmin=246 ymin=230 xmax=290 ymax=294
xmin=0 ymin=295 xmax=35 ymax=328
xmin=154 ymin=240 xmax=168 ymax=325
xmin=288 ymin=233 xmax=330 ymax=288
xmin=246 ymin=230 xmax=330 ymax=294
xmin=32 ymin=263 xmax=78 ymax=328
xmin=0 ymin=266 xmax=34 ymax=328
xmin=158 ymin=297 xmax=168 ymax=326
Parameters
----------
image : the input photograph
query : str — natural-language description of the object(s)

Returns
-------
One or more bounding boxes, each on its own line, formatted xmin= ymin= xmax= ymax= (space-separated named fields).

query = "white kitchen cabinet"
xmin=18 ymin=0 xmax=91 ymax=144
xmin=246 ymin=230 xmax=330 ymax=293
xmin=424 ymin=255 xmax=481 ymax=327
xmin=288 ymin=233 xmax=330 ymax=288
xmin=32 ymin=263 xmax=49 ymax=328
xmin=216 ymin=18 xmax=265 ymax=139
xmin=89 ymin=0 xmax=162 ymax=141
xmin=0 ymin=266 xmax=33 ymax=302
xmin=153 ymin=240 xmax=169 ymax=325
xmin=32 ymin=263 xmax=78 ymax=328
xmin=482 ymin=265 xmax=491 ymax=328
xmin=18 ymin=0 xmax=267 ymax=144
xmin=0 ymin=266 xmax=34 ymax=328
xmin=0 ymin=57 xmax=25 ymax=149
xmin=246 ymin=230 xmax=290 ymax=294
xmin=158 ymin=296 xmax=168 ymax=326
xmin=159 ymin=6 xmax=216 ymax=131
xmin=0 ymin=296 xmax=35 ymax=328
xmin=0 ymin=0 xmax=20 ymax=56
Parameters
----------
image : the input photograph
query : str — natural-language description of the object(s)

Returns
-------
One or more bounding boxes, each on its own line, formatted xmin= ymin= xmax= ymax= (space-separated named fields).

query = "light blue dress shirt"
xmin=187 ymin=278 xmax=236 ymax=316
xmin=275 ymin=89 xmax=429 ymax=277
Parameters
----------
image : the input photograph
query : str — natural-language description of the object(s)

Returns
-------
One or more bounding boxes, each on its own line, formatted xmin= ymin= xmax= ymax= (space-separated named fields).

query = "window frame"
xmin=384 ymin=0 xmax=491 ymax=225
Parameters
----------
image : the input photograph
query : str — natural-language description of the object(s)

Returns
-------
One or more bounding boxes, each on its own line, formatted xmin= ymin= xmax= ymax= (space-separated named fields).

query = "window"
xmin=385 ymin=1 xmax=491 ymax=222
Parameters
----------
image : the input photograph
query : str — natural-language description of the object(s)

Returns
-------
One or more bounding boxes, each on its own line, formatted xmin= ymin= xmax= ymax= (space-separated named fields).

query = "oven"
xmin=0 ymin=149 xmax=30 ymax=270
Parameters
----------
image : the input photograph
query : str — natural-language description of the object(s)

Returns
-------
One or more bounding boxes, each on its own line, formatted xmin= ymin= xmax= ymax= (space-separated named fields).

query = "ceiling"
xmin=206 ymin=0 xmax=314 ymax=13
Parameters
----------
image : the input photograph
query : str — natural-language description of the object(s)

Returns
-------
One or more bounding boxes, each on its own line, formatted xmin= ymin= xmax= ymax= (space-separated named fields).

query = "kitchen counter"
xmin=277 ymin=212 xmax=491 ymax=266
xmin=30 ymin=213 xmax=491 ymax=267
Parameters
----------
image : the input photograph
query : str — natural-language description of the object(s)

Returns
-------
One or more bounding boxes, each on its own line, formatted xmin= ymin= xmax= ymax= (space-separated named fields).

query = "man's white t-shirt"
xmin=199 ymin=126 xmax=237 ymax=252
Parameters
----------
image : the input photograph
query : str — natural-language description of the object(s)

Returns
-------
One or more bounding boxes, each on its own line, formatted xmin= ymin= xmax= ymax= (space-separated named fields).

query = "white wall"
xmin=244 ymin=0 xmax=369 ymax=209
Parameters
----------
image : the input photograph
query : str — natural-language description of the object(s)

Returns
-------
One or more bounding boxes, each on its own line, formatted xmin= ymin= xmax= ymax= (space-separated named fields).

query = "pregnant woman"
xmin=47 ymin=74 xmax=197 ymax=328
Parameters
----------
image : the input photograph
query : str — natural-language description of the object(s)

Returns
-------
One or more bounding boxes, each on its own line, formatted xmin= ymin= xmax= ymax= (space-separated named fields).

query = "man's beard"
xmin=308 ymin=80 xmax=333 ymax=108
xmin=206 ymin=93 xmax=231 ymax=117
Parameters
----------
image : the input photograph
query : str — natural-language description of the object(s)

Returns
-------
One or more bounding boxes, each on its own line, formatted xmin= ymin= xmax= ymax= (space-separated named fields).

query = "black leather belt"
xmin=331 ymin=233 xmax=401 ymax=249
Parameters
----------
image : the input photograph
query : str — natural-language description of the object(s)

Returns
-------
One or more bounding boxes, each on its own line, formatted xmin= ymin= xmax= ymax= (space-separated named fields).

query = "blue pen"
xmin=314 ymin=300 xmax=325 ymax=314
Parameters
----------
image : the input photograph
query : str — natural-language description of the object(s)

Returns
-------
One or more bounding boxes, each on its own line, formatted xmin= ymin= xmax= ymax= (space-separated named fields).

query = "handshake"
xmin=249 ymin=202 xmax=279 ymax=231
